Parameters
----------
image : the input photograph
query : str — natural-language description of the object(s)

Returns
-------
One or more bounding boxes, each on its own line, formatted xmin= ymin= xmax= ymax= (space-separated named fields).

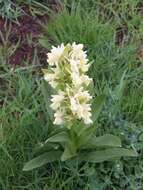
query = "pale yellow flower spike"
xmin=44 ymin=43 xmax=93 ymax=127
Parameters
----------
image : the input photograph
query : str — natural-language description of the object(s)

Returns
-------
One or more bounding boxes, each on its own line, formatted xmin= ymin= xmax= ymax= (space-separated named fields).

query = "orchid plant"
xmin=23 ymin=43 xmax=137 ymax=171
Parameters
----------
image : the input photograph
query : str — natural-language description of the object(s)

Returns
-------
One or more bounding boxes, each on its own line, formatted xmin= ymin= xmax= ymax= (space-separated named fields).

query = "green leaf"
xmin=45 ymin=131 xmax=69 ymax=143
xmin=92 ymin=95 xmax=106 ymax=122
xmin=61 ymin=131 xmax=77 ymax=161
xmin=41 ymin=80 xmax=53 ymax=122
xmin=138 ymin=132 xmax=143 ymax=141
xmin=79 ymin=148 xmax=137 ymax=163
xmin=88 ymin=79 xmax=96 ymax=96
xmin=85 ymin=134 xmax=122 ymax=149
xmin=114 ymin=70 xmax=127 ymax=100
xmin=39 ymin=38 xmax=50 ymax=49
xmin=61 ymin=144 xmax=76 ymax=161
xmin=77 ymin=127 xmax=94 ymax=149
xmin=23 ymin=151 xmax=62 ymax=171
xmin=34 ymin=142 xmax=60 ymax=155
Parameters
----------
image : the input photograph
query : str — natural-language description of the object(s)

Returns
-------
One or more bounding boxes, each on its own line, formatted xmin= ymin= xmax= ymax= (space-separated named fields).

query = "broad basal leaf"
xmin=45 ymin=131 xmax=69 ymax=143
xmin=85 ymin=134 xmax=121 ymax=149
xmin=23 ymin=151 xmax=62 ymax=171
xmin=79 ymin=148 xmax=137 ymax=163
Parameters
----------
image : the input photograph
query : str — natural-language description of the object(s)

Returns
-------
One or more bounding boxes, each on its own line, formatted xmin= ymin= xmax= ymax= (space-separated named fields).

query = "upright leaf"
xmin=41 ymin=80 xmax=53 ymax=121
xmin=77 ymin=127 xmax=94 ymax=149
xmin=61 ymin=139 xmax=77 ymax=161
xmin=92 ymin=95 xmax=106 ymax=122
xmin=61 ymin=145 xmax=75 ymax=161
xmin=114 ymin=70 xmax=127 ymax=100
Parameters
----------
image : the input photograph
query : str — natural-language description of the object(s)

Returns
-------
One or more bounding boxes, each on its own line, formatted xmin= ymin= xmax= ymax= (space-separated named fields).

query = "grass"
xmin=0 ymin=0 xmax=51 ymax=21
xmin=1 ymin=0 xmax=143 ymax=189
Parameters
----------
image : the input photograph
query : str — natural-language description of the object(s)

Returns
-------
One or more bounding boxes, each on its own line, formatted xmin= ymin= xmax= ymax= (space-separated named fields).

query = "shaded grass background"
xmin=1 ymin=0 xmax=143 ymax=189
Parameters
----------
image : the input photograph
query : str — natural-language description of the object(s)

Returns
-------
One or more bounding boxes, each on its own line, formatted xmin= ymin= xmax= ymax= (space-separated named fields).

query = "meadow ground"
xmin=1 ymin=0 xmax=143 ymax=189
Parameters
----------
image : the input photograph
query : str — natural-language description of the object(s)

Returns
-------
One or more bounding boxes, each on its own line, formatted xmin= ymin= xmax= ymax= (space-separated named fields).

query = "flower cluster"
xmin=44 ymin=43 xmax=93 ymax=127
